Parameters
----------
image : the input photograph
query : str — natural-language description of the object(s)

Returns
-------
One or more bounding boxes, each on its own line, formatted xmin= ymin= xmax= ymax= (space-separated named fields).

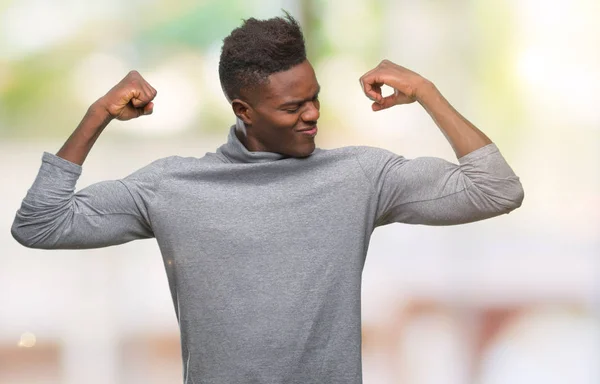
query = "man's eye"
xmin=285 ymin=107 xmax=300 ymax=113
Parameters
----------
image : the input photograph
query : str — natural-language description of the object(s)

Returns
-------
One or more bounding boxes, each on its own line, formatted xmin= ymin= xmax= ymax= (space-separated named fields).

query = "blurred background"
xmin=1 ymin=0 xmax=599 ymax=383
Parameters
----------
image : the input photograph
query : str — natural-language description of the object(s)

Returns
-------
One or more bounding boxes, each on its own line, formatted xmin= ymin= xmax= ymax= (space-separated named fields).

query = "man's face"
xmin=236 ymin=60 xmax=320 ymax=158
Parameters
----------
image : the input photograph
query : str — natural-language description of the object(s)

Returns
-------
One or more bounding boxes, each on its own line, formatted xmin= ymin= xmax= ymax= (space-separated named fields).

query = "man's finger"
xmin=359 ymin=67 xmax=381 ymax=100
xmin=364 ymin=84 xmax=382 ymax=102
xmin=358 ymin=66 xmax=377 ymax=89
xmin=372 ymin=102 xmax=383 ymax=111
xmin=143 ymin=83 xmax=158 ymax=99
xmin=143 ymin=101 xmax=154 ymax=115
xmin=371 ymin=96 xmax=395 ymax=111
xmin=360 ymin=75 xmax=384 ymax=102
xmin=131 ymin=97 xmax=147 ymax=108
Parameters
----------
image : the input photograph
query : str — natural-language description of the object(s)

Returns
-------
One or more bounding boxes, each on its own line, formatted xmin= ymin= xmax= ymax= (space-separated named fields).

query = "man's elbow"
xmin=499 ymin=178 xmax=525 ymax=213
xmin=10 ymin=219 xmax=48 ymax=249
xmin=11 ymin=222 xmax=37 ymax=248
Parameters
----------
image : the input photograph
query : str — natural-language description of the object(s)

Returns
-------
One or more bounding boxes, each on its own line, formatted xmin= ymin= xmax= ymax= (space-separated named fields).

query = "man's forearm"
xmin=417 ymin=81 xmax=492 ymax=158
xmin=55 ymin=70 xmax=156 ymax=165
xmin=56 ymin=102 xmax=113 ymax=165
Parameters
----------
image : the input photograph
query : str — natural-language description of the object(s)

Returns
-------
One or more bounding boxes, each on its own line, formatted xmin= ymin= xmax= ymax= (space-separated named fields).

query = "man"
xmin=12 ymin=14 xmax=523 ymax=384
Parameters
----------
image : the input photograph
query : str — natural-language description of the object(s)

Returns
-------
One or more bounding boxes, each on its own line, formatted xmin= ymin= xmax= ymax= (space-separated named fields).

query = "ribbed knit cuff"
xmin=41 ymin=152 xmax=82 ymax=175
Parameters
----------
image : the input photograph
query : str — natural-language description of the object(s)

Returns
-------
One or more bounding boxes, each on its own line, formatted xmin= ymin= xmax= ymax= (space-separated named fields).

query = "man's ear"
xmin=231 ymin=99 xmax=253 ymax=126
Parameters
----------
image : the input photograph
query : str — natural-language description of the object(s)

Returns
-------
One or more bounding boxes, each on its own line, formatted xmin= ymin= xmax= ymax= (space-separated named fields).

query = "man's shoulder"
xmin=148 ymin=151 xmax=223 ymax=169
xmin=316 ymin=145 xmax=401 ymax=162
xmin=125 ymin=152 xmax=217 ymax=181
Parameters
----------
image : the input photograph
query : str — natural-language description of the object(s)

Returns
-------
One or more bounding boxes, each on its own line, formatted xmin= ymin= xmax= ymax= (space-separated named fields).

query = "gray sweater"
xmin=12 ymin=126 xmax=523 ymax=383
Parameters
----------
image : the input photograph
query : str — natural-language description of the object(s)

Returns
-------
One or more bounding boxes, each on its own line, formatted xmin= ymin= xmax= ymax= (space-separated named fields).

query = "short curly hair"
xmin=219 ymin=13 xmax=307 ymax=102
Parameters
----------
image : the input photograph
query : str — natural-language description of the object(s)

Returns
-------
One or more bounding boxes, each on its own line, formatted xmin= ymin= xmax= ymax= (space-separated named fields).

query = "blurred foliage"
xmin=0 ymin=44 xmax=91 ymax=138
xmin=0 ymin=0 xmax=524 ymax=141
xmin=301 ymin=0 xmax=336 ymax=61
xmin=471 ymin=1 xmax=524 ymax=146
xmin=0 ymin=0 xmax=334 ymax=139
xmin=136 ymin=1 xmax=252 ymax=52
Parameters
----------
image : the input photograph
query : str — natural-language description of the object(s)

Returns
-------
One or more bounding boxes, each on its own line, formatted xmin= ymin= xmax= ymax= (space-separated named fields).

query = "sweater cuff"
xmin=457 ymin=143 xmax=499 ymax=164
xmin=42 ymin=152 xmax=82 ymax=175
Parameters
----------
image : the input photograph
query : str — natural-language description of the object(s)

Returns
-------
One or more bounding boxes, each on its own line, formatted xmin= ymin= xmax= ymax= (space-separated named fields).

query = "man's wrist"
xmin=415 ymin=79 xmax=439 ymax=105
xmin=88 ymin=99 xmax=115 ymax=124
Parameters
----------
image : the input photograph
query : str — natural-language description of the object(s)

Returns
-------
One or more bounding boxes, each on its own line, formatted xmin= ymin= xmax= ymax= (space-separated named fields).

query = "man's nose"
xmin=301 ymin=101 xmax=320 ymax=122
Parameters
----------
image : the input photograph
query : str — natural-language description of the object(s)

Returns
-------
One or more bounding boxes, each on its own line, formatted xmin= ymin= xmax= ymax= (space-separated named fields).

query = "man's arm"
xmin=359 ymin=59 xmax=492 ymax=158
xmin=355 ymin=145 xmax=524 ymax=226
xmin=11 ymin=71 xmax=160 ymax=249
xmin=357 ymin=60 xmax=523 ymax=225
xmin=57 ymin=70 xmax=156 ymax=165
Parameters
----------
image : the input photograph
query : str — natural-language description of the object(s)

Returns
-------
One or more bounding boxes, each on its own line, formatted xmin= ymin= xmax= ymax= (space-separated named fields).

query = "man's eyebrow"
xmin=278 ymin=86 xmax=321 ymax=108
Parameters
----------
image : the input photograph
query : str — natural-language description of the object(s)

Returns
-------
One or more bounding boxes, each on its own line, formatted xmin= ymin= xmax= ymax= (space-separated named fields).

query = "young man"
xmin=12 ymin=14 xmax=523 ymax=384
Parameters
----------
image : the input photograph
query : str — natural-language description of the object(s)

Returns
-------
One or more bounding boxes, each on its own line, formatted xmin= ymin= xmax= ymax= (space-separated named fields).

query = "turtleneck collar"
xmin=216 ymin=125 xmax=290 ymax=164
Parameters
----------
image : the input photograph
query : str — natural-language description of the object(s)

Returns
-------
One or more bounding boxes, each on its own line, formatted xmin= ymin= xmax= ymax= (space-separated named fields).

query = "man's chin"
xmin=291 ymin=143 xmax=316 ymax=158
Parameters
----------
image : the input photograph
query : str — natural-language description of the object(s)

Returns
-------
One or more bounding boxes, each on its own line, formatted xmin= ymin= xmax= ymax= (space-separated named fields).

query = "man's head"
xmin=219 ymin=13 xmax=320 ymax=158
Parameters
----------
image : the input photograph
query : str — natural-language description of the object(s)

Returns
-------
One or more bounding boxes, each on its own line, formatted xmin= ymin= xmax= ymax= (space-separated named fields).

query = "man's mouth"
xmin=297 ymin=126 xmax=318 ymax=136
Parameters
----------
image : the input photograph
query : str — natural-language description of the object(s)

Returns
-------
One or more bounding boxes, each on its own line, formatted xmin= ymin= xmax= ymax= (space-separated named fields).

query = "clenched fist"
xmin=96 ymin=70 xmax=157 ymax=121
xmin=359 ymin=60 xmax=431 ymax=111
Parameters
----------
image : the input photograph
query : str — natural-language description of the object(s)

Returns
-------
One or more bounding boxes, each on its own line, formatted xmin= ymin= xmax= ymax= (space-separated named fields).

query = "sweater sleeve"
xmin=355 ymin=143 xmax=524 ymax=226
xmin=11 ymin=152 xmax=162 ymax=249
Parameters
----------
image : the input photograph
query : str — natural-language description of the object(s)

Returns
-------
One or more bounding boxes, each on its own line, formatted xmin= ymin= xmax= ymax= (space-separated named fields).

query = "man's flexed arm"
xmin=359 ymin=60 xmax=491 ymax=158
xmin=57 ymin=70 xmax=157 ymax=165
xmin=357 ymin=60 xmax=523 ymax=225
xmin=11 ymin=71 xmax=162 ymax=249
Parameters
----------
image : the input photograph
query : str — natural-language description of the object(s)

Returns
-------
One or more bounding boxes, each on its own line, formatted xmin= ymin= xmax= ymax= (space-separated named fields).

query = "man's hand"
xmin=95 ymin=70 xmax=157 ymax=121
xmin=359 ymin=60 xmax=431 ymax=111
xmin=359 ymin=59 xmax=493 ymax=157
xmin=56 ymin=71 xmax=157 ymax=165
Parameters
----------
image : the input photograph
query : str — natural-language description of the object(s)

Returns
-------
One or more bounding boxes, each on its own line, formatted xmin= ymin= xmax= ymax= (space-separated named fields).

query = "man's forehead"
xmin=262 ymin=62 xmax=318 ymax=101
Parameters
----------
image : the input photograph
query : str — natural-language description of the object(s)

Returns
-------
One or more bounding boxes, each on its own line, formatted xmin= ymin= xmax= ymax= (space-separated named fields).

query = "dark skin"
xmin=57 ymin=70 xmax=156 ymax=165
xmin=231 ymin=60 xmax=321 ymax=158
xmin=358 ymin=59 xmax=492 ymax=157
xmin=55 ymin=59 xmax=491 ymax=165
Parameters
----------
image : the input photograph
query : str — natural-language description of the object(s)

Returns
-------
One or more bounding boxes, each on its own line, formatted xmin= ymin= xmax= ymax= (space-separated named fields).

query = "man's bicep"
xmin=378 ymin=185 xmax=502 ymax=225
xmin=375 ymin=152 xmax=523 ymax=226
xmin=69 ymin=180 xmax=154 ymax=246
xmin=12 ymin=179 xmax=153 ymax=249
xmin=375 ymin=156 xmax=469 ymax=224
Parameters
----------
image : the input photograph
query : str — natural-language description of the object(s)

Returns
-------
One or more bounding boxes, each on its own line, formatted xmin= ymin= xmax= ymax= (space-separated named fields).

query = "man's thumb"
xmin=143 ymin=101 xmax=154 ymax=115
